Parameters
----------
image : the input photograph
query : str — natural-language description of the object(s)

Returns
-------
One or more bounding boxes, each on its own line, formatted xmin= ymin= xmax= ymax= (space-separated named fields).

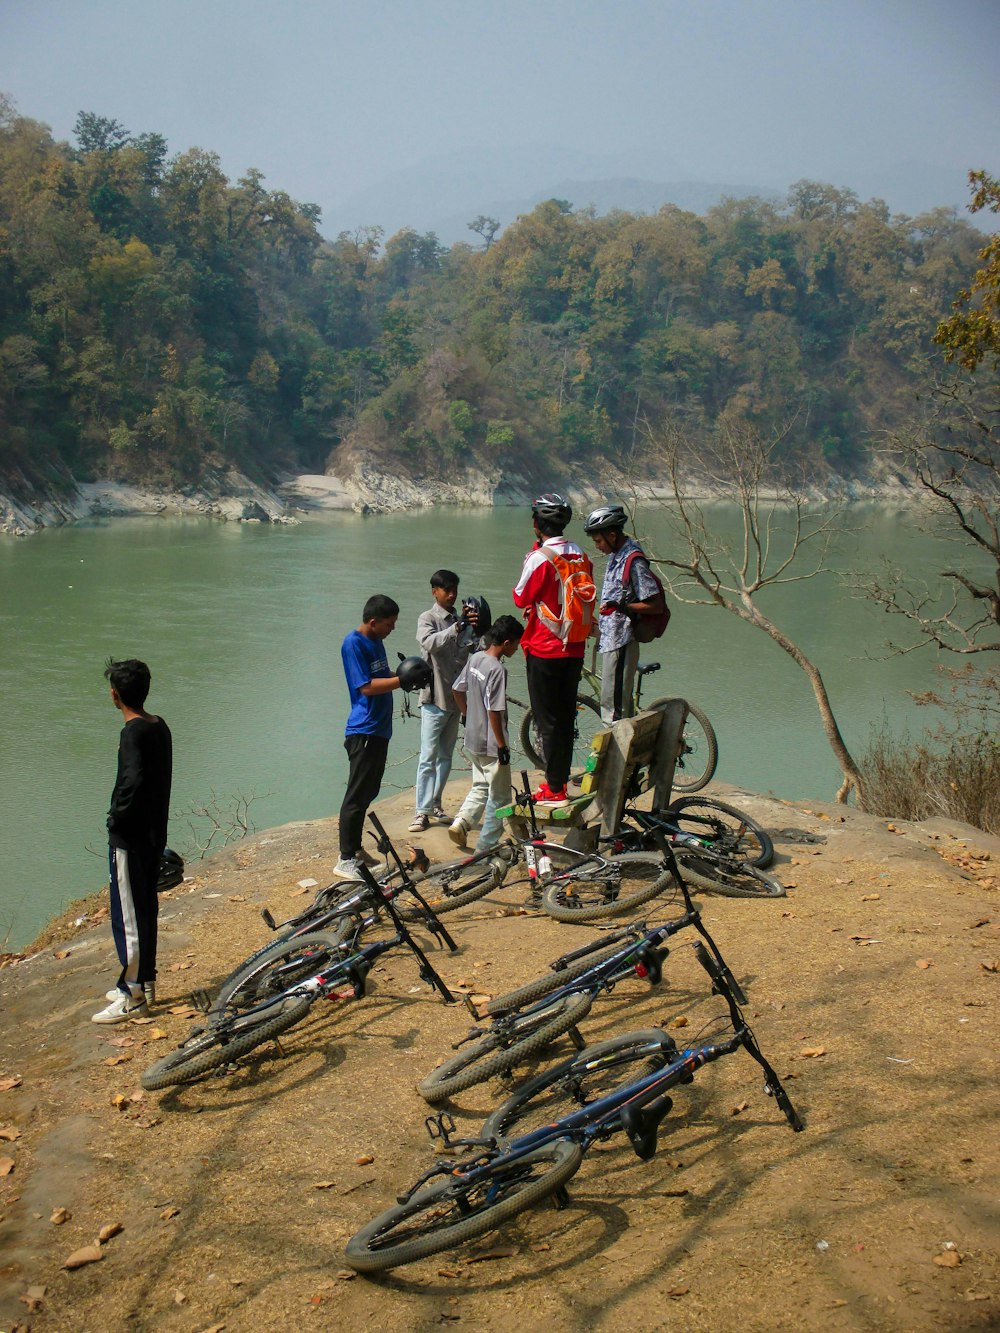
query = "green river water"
xmin=0 ymin=504 xmax=963 ymax=947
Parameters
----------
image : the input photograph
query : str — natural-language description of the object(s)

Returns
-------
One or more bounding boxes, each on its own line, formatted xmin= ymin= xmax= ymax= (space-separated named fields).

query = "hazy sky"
xmin=3 ymin=0 xmax=998 ymax=235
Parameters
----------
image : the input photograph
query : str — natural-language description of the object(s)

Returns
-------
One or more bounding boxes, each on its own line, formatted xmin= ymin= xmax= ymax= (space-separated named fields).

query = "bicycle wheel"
xmin=209 ymin=930 xmax=346 ymax=1022
xmin=679 ymin=855 xmax=786 ymax=899
xmin=519 ymin=694 xmax=604 ymax=775
xmin=484 ymin=941 xmax=636 ymax=1017
xmin=649 ymin=698 xmax=718 ymax=794
xmin=667 ymin=796 xmax=774 ymax=868
xmin=541 ymin=850 xmax=673 ymax=924
xmin=396 ymin=850 xmax=511 ymax=921
xmin=482 ymin=1029 xmax=678 ymax=1140
xmin=140 ymin=995 xmax=310 ymax=1090
xmin=417 ymin=991 xmax=593 ymax=1104
xmin=344 ymin=1139 xmax=583 ymax=1273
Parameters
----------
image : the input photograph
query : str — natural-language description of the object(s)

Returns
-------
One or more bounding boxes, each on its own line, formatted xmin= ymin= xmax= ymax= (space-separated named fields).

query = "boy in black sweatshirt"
xmin=92 ymin=659 xmax=172 ymax=1024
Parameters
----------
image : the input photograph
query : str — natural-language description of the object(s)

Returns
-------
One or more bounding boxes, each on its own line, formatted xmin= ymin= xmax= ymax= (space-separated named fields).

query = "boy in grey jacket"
xmin=409 ymin=569 xmax=479 ymax=831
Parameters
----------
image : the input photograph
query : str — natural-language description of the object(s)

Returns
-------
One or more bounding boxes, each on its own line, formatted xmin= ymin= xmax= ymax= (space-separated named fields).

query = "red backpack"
xmin=622 ymin=550 xmax=671 ymax=643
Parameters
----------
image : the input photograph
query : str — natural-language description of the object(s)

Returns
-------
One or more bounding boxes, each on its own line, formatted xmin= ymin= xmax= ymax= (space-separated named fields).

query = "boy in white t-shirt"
xmin=448 ymin=615 xmax=524 ymax=851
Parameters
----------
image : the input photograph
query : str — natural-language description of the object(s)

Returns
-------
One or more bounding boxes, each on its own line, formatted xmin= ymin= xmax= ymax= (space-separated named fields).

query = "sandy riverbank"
xmin=0 ymin=781 xmax=998 ymax=1331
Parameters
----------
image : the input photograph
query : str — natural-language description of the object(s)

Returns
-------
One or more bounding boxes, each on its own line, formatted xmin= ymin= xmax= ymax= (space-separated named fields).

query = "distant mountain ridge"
xmin=323 ymin=147 xmax=979 ymax=243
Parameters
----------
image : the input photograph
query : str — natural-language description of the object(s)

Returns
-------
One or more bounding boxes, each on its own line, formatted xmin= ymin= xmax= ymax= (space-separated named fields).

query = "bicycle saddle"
xmin=620 ymin=1093 xmax=673 ymax=1161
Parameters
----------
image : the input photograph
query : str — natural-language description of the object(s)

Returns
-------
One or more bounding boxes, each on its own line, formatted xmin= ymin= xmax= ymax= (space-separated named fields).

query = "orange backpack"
xmin=536 ymin=547 xmax=597 ymax=647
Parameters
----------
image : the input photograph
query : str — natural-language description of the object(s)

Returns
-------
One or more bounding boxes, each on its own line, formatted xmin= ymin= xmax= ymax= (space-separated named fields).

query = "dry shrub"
xmin=861 ymin=721 xmax=1000 ymax=835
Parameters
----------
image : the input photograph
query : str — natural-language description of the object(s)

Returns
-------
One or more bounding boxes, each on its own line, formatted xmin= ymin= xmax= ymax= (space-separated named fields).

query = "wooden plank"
xmin=647 ymin=698 xmax=688 ymax=807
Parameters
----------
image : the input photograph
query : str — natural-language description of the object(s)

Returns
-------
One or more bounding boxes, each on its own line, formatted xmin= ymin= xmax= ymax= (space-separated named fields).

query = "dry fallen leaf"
xmin=335 ymin=1270 xmax=356 ymax=1281
xmin=62 ymin=1245 xmax=104 ymax=1270
xmin=731 ymin=1100 xmax=749 ymax=1115
xmin=147 ymin=1028 xmax=168 ymax=1041
xmin=981 ymin=960 xmax=999 ymax=973
xmin=800 ymin=1047 xmax=827 ymax=1059
xmin=169 ymin=961 xmax=193 ymax=972
xmin=313 ymin=1180 xmax=336 ymax=1190
xmin=174 ymin=1290 xmax=187 ymax=1305
xmin=98 ymin=1221 xmax=123 ymax=1242
xmin=111 ymin=1093 xmax=128 ymax=1110
xmin=355 ymin=1154 xmax=375 ymax=1166
xmin=103 ymin=1054 xmax=132 ymax=1067
xmin=861 ymin=894 xmax=881 ymax=902
xmin=19 ymin=1284 xmax=46 ymax=1313
xmin=0 ymin=1156 xmax=15 ymax=1176
xmin=53 ymin=949 xmax=71 ymax=959
xmin=0 ymin=1076 xmax=22 ymax=1092
xmin=916 ymin=959 xmax=932 ymax=969
xmin=934 ymin=1250 xmax=961 ymax=1268
xmin=160 ymin=1205 xmax=180 ymax=1220
xmin=0 ymin=1125 xmax=21 ymax=1142
xmin=668 ymin=1285 xmax=690 ymax=1298
xmin=50 ymin=1206 xmax=71 ymax=1225
xmin=464 ymin=1246 xmax=518 ymax=1263
xmin=670 ymin=1015 xmax=689 ymax=1029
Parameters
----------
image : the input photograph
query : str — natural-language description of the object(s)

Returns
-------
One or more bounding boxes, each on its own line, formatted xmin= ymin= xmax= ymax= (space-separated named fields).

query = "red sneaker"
xmin=534 ymin=783 xmax=569 ymax=807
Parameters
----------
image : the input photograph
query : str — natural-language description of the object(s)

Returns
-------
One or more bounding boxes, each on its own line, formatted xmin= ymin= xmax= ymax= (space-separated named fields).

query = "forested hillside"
xmin=0 ymin=95 xmax=985 ymax=501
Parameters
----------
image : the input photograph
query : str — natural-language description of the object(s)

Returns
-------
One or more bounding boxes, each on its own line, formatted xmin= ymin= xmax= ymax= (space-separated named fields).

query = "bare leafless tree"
xmin=631 ymin=415 xmax=866 ymax=804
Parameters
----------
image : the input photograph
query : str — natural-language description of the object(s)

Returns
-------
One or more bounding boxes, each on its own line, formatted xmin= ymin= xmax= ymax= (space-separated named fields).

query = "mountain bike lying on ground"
xmin=541 ymin=794 xmax=785 ymax=920
xmin=344 ymin=939 xmax=804 ymax=1273
xmin=140 ymin=822 xmax=459 ymax=1092
xmin=510 ymin=658 xmax=718 ymax=794
xmin=397 ymin=775 xmax=782 ymax=924
xmin=417 ymin=845 xmax=746 ymax=1104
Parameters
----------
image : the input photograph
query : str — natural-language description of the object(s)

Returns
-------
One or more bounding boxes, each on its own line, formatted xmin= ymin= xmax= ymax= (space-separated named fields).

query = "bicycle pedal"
xmin=190 ymin=988 xmax=212 ymax=1014
xmin=552 ymin=1186 xmax=571 ymax=1210
xmin=260 ymin=907 xmax=277 ymax=930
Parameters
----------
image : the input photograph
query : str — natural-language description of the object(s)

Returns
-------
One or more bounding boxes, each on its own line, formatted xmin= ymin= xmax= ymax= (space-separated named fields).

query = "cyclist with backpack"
xmin=584 ymin=504 xmax=669 ymax=724
xmin=513 ymin=493 xmax=596 ymax=805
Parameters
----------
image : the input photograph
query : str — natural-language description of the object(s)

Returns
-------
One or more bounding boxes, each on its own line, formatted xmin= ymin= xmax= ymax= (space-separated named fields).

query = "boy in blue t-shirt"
xmin=335 ymin=594 xmax=401 ymax=879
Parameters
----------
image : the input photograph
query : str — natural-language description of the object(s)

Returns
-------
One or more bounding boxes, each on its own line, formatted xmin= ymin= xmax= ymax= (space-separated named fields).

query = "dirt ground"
xmin=1 ymin=781 xmax=998 ymax=1333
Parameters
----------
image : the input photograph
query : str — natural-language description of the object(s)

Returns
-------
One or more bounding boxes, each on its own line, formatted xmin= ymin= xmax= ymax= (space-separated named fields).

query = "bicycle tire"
xmin=666 ymin=796 xmax=774 ymax=868
xmin=541 ymin=850 xmax=673 ymax=924
xmin=417 ymin=990 xmax=594 ymax=1104
xmin=484 ymin=941 xmax=635 ymax=1017
xmin=648 ymin=697 xmax=718 ymax=794
xmin=209 ymin=930 xmax=347 ymax=1022
xmin=344 ymin=1139 xmax=583 ymax=1273
xmin=396 ymin=851 xmax=511 ymax=921
xmin=140 ymin=995 xmax=310 ymax=1090
xmin=680 ymin=856 xmax=786 ymax=899
xmin=482 ymin=1028 xmax=678 ymax=1140
xmin=519 ymin=694 xmax=604 ymax=774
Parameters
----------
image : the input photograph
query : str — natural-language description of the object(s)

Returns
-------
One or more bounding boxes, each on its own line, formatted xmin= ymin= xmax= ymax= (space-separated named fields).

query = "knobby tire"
xmin=418 ymin=991 xmax=593 ymax=1104
xmin=482 ymin=1028 xmax=678 ymax=1140
xmin=344 ymin=1140 xmax=583 ymax=1273
xmin=140 ymin=995 xmax=310 ymax=1090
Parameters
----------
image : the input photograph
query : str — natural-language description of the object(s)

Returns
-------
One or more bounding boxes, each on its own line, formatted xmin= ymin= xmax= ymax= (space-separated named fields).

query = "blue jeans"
xmin=415 ymin=704 xmax=461 ymax=815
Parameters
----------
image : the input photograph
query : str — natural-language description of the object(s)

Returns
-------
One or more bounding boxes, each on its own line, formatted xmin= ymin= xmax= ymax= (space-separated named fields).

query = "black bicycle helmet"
xmin=531 ymin=492 xmax=572 ymax=527
xmin=584 ymin=504 xmax=628 ymax=535
xmin=458 ymin=594 xmax=492 ymax=649
xmin=396 ymin=654 xmax=434 ymax=692
xmin=157 ymin=848 xmax=185 ymax=892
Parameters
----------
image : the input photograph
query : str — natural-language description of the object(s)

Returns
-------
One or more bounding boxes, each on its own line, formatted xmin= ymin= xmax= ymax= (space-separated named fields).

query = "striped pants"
xmin=108 ymin=844 xmax=159 ymax=997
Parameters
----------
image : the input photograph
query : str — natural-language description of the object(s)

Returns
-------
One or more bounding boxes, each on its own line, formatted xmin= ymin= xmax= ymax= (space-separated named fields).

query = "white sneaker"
xmin=448 ymin=819 xmax=468 ymax=849
xmin=408 ymin=814 xmax=430 ymax=833
xmin=333 ymin=857 xmax=364 ymax=880
xmin=92 ymin=992 xmax=149 ymax=1024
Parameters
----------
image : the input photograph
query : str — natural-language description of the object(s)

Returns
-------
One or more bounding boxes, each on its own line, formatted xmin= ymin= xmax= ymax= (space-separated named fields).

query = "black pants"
xmin=339 ymin=734 xmax=390 ymax=858
xmin=525 ymin=653 xmax=584 ymax=791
